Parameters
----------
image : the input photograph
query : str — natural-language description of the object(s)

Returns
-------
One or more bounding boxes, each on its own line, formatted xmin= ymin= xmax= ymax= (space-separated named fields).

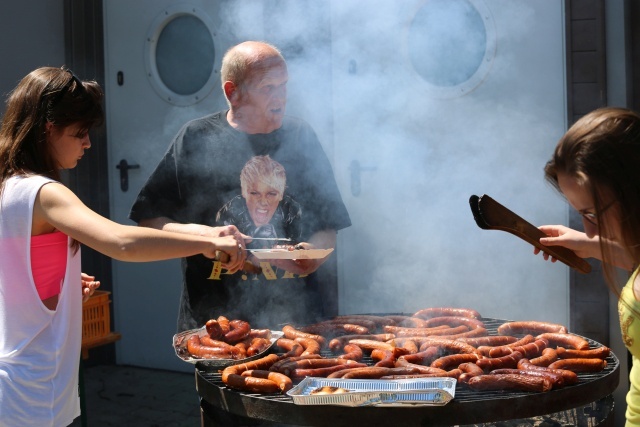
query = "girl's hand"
xmin=81 ymin=272 xmax=100 ymax=302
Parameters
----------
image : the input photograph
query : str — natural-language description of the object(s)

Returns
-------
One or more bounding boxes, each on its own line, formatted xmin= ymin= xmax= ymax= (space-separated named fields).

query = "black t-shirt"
xmin=129 ymin=111 xmax=351 ymax=330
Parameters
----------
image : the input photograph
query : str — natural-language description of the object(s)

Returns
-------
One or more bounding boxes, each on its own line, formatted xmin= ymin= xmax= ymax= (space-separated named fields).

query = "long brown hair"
xmin=0 ymin=67 xmax=104 ymax=185
xmin=544 ymin=107 xmax=640 ymax=293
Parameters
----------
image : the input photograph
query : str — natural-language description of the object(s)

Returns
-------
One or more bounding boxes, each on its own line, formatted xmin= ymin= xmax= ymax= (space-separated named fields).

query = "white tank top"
xmin=0 ymin=175 xmax=82 ymax=426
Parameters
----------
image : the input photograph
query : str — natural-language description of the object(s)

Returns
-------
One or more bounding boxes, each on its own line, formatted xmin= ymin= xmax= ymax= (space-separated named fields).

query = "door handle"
xmin=116 ymin=159 xmax=140 ymax=192
xmin=349 ymin=160 xmax=376 ymax=197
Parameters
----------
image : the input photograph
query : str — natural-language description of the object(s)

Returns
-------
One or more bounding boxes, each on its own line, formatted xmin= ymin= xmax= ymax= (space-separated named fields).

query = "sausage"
xmin=397 ymin=347 xmax=440 ymax=366
xmin=333 ymin=314 xmax=396 ymax=327
xmin=529 ymin=348 xmax=558 ymax=367
xmin=268 ymin=354 xmax=322 ymax=372
xmin=329 ymin=334 xmax=395 ymax=352
xmin=381 ymin=369 xmax=462 ymax=380
xmin=423 ymin=316 xmax=485 ymax=330
xmin=489 ymin=338 xmax=548 ymax=359
xmin=383 ymin=315 xmax=428 ymax=328
xmin=300 ymin=322 xmax=370 ymax=336
xmin=205 ymin=319 xmax=224 ymax=340
xmin=371 ymin=349 xmax=396 ymax=367
xmin=497 ymin=321 xmax=568 ymax=336
xmin=394 ymin=358 xmax=448 ymax=375
xmin=221 ymin=353 xmax=281 ymax=383
xmin=275 ymin=338 xmax=304 ymax=357
xmin=282 ymin=325 xmax=327 ymax=348
xmin=536 ymin=333 xmax=590 ymax=350
xmin=217 ymin=316 xmax=231 ymax=335
xmin=416 ymin=338 xmax=478 ymax=354
xmin=430 ymin=353 xmax=481 ymax=371
xmin=337 ymin=343 xmax=364 ymax=361
xmin=247 ymin=338 xmax=271 ymax=357
xmin=294 ymin=337 xmax=322 ymax=356
xmin=312 ymin=318 xmax=378 ymax=330
xmin=468 ymin=373 xmax=553 ymax=392
xmin=400 ymin=339 xmax=419 ymax=354
xmin=199 ymin=335 xmax=246 ymax=358
xmin=439 ymin=327 xmax=488 ymax=339
xmin=384 ymin=325 xmax=469 ymax=337
xmin=224 ymin=374 xmax=280 ymax=393
xmin=489 ymin=368 xmax=565 ymax=388
xmin=517 ymin=358 xmax=579 ymax=385
xmin=224 ymin=320 xmax=251 ymax=343
xmin=291 ymin=362 xmax=368 ymax=379
xmin=187 ymin=335 xmax=238 ymax=359
xmin=479 ymin=335 xmax=535 ymax=357
xmin=341 ymin=367 xmax=421 ymax=379
xmin=348 ymin=339 xmax=397 ymax=352
xmin=458 ymin=362 xmax=485 ymax=383
xmin=556 ymin=346 xmax=610 ymax=359
xmin=240 ymin=370 xmax=293 ymax=393
xmin=248 ymin=329 xmax=272 ymax=339
xmin=456 ymin=335 xmax=518 ymax=347
xmin=413 ymin=307 xmax=482 ymax=320
xmin=547 ymin=358 xmax=607 ymax=372
xmin=475 ymin=351 xmax=524 ymax=372
xmin=277 ymin=358 xmax=356 ymax=377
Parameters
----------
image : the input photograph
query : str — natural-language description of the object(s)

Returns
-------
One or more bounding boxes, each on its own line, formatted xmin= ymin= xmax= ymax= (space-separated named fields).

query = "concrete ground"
xmin=69 ymin=364 xmax=201 ymax=427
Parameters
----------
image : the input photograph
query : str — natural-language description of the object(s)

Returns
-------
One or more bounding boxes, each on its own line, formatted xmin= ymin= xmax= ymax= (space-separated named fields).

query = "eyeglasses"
xmin=579 ymin=199 xmax=616 ymax=226
xmin=49 ymin=69 xmax=83 ymax=109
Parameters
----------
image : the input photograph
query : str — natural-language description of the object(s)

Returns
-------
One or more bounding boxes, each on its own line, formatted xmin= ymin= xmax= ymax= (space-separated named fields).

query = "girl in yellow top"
xmin=535 ymin=107 xmax=640 ymax=426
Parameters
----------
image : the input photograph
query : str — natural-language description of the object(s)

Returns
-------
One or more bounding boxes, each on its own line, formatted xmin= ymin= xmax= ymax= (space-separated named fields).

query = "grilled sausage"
xmin=528 ymin=348 xmax=558 ymax=367
xmin=556 ymin=346 xmax=610 ymax=359
xmin=475 ymin=351 xmax=523 ymax=372
xmin=199 ymin=335 xmax=246 ymax=358
xmin=337 ymin=343 xmax=364 ymax=361
xmin=275 ymin=338 xmax=304 ymax=357
xmin=371 ymin=349 xmax=396 ymax=367
xmin=456 ymin=335 xmax=518 ymax=347
xmin=384 ymin=325 xmax=469 ymax=337
xmin=413 ymin=307 xmax=482 ymax=320
xmin=348 ymin=339 xmax=397 ymax=353
xmin=329 ymin=334 xmax=395 ymax=352
xmin=294 ymin=337 xmax=322 ymax=356
xmin=205 ymin=319 xmax=224 ymax=340
xmin=536 ymin=333 xmax=590 ymax=350
xmin=248 ymin=329 xmax=272 ymax=339
xmin=489 ymin=338 xmax=548 ymax=358
xmin=381 ymin=369 xmax=462 ymax=379
xmin=246 ymin=337 xmax=271 ymax=357
xmin=416 ymin=338 xmax=477 ymax=354
xmin=225 ymin=320 xmax=251 ymax=343
xmin=458 ymin=362 xmax=485 ymax=383
xmin=394 ymin=358 xmax=448 ymax=375
xmin=282 ymin=325 xmax=327 ymax=348
xmin=400 ymin=339 xmax=419 ymax=354
xmin=383 ymin=315 xmax=428 ymax=328
xmin=397 ymin=347 xmax=440 ymax=365
xmin=268 ymin=354 xmax=322 ymax=372
xmin=300 ymin=322 xmax=369 ymax=336
xmin=489 ymin=368 xmax=565 ymax=388
xmin=517 ymin=358 xmax=578 ymax=385
xmin=548 ymin=358 xmax=607 ymax=372
xmin=423 ymin=316 xmax=485 ymax=330
xmin=217 ymin=316 xmax=231 ymax=335
xmin=187 ymin=335 xmax=239 ymax=359
xmin=221 ymin=353 xmax=281 ymax=383
xmin=430 ymin=353 xmax=481 ymax=371
xmin=341 ymin=366 xmax=421 ymax=379
xmin=497 ymin=321 xmax=568 ymax=336
xmin=468 ymin=373 xmax=552 ymax=392
xmin=240 ymin=370 xmax=293 ymax=393
xmin=224 ymin=374 xmax=280 ymax=393
xmin=291 ymin=362 xmax=368 ymax=379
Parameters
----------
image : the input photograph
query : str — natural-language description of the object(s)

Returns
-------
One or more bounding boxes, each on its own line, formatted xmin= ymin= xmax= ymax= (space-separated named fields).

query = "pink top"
xmin=30 ymin=231 xmax=67 ymax=300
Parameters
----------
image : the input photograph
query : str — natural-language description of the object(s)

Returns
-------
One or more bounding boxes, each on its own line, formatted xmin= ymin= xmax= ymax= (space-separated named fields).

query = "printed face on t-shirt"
xmin=244 ymin=181 xmax=283 ymax=227
xmin=237 ymin=63 xmax=288 ymax=133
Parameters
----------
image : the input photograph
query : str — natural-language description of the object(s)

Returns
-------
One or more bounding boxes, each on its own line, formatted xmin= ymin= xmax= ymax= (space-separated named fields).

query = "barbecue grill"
xmin=194 ymin=317 xmax=620 ymax=426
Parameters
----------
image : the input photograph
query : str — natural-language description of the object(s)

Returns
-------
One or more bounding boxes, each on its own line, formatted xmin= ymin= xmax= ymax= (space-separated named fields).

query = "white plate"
xmin=250 ymin=248 xmax=334 ymax=260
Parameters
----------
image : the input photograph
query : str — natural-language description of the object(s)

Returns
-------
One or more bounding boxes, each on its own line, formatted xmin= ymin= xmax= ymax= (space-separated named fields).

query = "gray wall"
xmin=0 ymin=2 xmax=65 ymax=115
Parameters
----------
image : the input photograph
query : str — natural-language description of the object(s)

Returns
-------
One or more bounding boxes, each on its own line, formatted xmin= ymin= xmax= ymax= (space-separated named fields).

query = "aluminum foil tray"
xmin=287 ymin=377 xmax=456 ymax=407
xmin=173 ymin=328 xmax=283 ymax=369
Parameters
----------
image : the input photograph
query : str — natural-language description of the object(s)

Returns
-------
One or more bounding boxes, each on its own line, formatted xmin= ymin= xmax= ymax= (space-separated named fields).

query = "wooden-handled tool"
xmin=215 ymin=250 xmax=262 ymax=275
xmin=469 ymin=194 xmax=592 ymax=274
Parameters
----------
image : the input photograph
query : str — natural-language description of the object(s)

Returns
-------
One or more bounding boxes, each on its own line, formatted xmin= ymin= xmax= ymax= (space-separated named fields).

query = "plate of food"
xmin=173 ymin=326 xmax=283 ymax=369
xmin=249 ymin=248 xmax=334 ymax=260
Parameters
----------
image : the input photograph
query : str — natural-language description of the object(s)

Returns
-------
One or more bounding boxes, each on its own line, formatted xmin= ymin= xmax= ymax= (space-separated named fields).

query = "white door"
xmin=103 ymin=0 xmax=245 ymax=371
xmin=328 ymin=0 xmax=570 ymax=323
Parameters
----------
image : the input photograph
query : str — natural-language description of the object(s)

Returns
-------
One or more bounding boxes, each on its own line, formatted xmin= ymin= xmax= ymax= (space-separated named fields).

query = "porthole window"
xmin=406 ymin=0 xmax=496 ymax=98
xmin=145 ymin=5 xmax=219 ymax=106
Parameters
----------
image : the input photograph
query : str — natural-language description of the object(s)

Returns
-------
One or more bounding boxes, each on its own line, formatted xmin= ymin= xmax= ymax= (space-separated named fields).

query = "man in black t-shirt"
xmin=129 ymin=41 xmax=351 ymax=332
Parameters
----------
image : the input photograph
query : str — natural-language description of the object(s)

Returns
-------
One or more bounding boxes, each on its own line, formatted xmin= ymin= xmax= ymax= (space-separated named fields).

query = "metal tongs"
xmin=469 ymin=194 xmax=592 ymax=274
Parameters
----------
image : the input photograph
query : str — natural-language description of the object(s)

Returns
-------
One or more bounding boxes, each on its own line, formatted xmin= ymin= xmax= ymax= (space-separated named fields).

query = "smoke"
xmin=144 ymin=0 xmax=570 ymax=325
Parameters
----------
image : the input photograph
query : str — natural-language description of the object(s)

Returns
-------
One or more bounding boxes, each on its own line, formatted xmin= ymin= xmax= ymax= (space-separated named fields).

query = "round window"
xmin=145 ymin=6 xmax=219 ymax=106
xmin=406 ymin=0 xmax=495 ymax=97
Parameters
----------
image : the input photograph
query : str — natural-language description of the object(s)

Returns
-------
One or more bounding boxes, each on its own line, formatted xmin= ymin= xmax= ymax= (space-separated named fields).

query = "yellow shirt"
xmin=619 ymin=267 xmax=640 ymax=426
